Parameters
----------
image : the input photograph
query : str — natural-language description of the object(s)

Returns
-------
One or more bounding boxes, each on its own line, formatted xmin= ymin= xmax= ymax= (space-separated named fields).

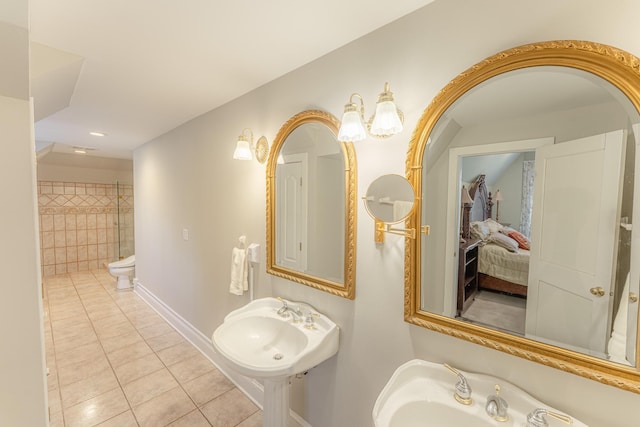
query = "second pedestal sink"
xmin=212 ymin=297 xmax=339 ymax=427
xmin=373 ymin=359 xmax=587 ymax=427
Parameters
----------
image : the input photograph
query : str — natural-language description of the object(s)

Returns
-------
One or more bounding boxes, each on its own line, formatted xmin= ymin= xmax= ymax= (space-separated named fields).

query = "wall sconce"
xmin=232 ymin=128 xmax=269 ymax=164
xmin=494 ymin=189 xmax=504 ymax=221
xmin=337 ymin=82 xmax=404 ymax=142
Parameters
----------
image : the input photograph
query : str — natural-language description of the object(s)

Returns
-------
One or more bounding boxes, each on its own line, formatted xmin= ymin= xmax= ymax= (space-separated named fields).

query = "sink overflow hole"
xmin=273 ymin=353 xmax=284 ymax=360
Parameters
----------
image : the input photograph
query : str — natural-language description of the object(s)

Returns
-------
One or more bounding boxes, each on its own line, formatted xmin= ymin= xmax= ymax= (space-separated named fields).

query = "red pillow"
xmin=508 ymin=230 xmax=530 ymax=250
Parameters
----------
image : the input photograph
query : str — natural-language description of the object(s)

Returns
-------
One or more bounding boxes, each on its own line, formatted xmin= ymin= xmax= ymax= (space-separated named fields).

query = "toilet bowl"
xmin=108 ymin=255 xmax=136 ymax=290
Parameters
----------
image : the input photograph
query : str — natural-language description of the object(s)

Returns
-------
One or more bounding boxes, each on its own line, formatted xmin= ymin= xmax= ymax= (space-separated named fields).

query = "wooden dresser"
xmin=457 ymin=239 xmax=480 ymax=316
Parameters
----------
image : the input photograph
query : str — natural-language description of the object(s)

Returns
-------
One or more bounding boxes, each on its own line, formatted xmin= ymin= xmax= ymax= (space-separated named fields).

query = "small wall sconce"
xmin=494 ymin=189 xmax=504 ymax=221
xmin=337 ymin=82 xmax=404 ymax=142
xmin=233 ymin=128 xmax=269 ymax=164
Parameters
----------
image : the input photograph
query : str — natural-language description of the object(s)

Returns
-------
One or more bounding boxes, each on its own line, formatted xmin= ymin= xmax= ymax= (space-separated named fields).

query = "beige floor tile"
xmin=55 ymin=341 xmax=104 ymax=369
xmin=168 ymin=353 xmax=215 ymax=384
xmin=57 ymin=353 xmax=111 ymax=386
xmin=107 ymin=340 xmax=154 ymax=367
xmin=60 ymin=367 xmax=120 ymax=408
xmin=157 ymin=341 xmax=200 ymax=366
xmin=122 ymin=368 xmax=179 ymax=407
xmin=126 ymin=311 xmax=166 ymax=329
xmin=51 ymin=322 xmax=95 ymax=342
xmin=53 ymin=329 xmax=99 ymax=354
xmin=95 ymin=410 xmax=139 ymax=427
xmin=101 ymin=329 xmax=144 ymax=353
xmin=146 ymin=330 xmax=186 ymax=352
xmin=112 ymin=352 xmax=164 ymax=385
xmin=168 ymin=409 xmax=212 ymax=426
xmin=51 ymin=314 xmax=91 ymax=332
xmin=49 ymin=408 xmax=64 ymax=427
xmin=237 ymin=411 xmax=263 ymax=427
xmin=49 ymin=305 xmax=87 ymax=322
xmin=137 ymin=321 xmax=174 ymax=340
xmin=132 ymin=386 xmax=196 ymax=427
xmin=87 ymin=305 xmax=126 ymax=322
xmin=64 ymin=387 xmax=130 ymax=427
xmin=200 ymin=388 xmax=258 ymax=427
xmin=182 ymin=369 xmax=234 ymax=407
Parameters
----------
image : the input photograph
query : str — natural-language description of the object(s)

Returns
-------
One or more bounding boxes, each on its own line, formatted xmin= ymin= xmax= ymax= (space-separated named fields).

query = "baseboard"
xmin=133 ymin=281 xmax=311 ymax=426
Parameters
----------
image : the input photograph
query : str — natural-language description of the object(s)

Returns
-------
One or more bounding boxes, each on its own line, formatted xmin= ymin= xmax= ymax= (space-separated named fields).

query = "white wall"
xmin=134 ymin=1 xmax=640 ymax=426
xmin=0 ymin=0 xmax=49 ymax=424
xmin=37 ymin=163 xmax=133 ymax=184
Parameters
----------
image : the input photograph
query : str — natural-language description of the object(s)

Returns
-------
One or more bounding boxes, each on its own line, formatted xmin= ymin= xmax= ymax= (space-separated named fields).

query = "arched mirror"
xmin=406 ymin=41 xmax=640 ymax=393
xmin=267 ymin=110 xmax=357 ymax=299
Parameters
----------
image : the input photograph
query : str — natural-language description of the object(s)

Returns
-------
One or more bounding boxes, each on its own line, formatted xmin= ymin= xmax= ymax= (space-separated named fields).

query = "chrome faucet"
xmin=485 ymin=384 xmax=509 ymax=422
xmin=276 ymin=298 xmax=303 ymax=322
xmin=444 ymin=363 xmax=473 ymax=405
xmin=526 ymin=408 xmax=573 ymax=427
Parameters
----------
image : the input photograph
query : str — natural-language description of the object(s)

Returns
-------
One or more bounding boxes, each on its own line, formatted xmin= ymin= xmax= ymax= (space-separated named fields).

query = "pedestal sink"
xmin=373 ymin=359 xmax=587 ymax=427
xmin=212 ymin=297 xmax=339 ymax=427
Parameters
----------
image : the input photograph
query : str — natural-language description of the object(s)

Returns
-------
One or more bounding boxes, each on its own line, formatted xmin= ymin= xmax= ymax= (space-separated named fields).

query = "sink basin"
xmin=373 ymin=359 xmax=587 ymax=427
xmin=212 ymin=297 xmax=339 ymax=379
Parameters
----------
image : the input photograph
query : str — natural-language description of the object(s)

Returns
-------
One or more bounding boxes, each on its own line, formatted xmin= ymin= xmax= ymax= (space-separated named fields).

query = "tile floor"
xmin=43 ymin=270 xmax=263 ymax=427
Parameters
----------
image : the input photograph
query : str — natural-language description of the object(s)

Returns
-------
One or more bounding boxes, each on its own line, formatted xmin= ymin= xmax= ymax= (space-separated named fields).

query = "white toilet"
xmin=108 ymin=255 xmax=136 ymax=290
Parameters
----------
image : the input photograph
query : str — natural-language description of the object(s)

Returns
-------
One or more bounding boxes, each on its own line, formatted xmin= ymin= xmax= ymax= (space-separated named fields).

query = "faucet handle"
xmin=444 ymin=363 xmax=473 ymax=405
xmin=486 ymin=384 xmax=509 ymax=422
xmin=527 ymin=408 xmax=573 ymax=427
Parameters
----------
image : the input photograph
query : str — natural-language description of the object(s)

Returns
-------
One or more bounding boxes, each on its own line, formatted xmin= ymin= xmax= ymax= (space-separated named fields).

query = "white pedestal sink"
xmin=373 ymin=359 xmax=587 ymax=427
xmin=212 ymin=297 xmax=339 ymax=427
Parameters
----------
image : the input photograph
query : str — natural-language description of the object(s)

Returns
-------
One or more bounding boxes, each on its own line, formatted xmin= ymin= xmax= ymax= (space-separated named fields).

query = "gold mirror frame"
xmin=405 ymin=40 xmax=640 ymax=393
xmin=267 ymin=110 xmax=357 ymax=299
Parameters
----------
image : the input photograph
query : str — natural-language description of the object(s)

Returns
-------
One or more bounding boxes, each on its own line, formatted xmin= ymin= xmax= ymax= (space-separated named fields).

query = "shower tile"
xmin=97 ymin=213 xmax=107 ymax=228
xmin=66 ymin=230 xmax=77 ymax=245
xmin=67 ymin=246 xmax=78 ymax=262
xmin=55 ymin=247 xmax=67 ymax=264
xmin=87 ymin=214 xmax=97 ymax=228
xmin=54 ymin=214 xmax=66 ymax=231
xmin=98 ymin=228 xmax=107 ymax=244
xmin=42 ymin=231 xmax=55 ymax=249
xmin=77 ymin=245 xmax=88 ymax=261
xmin=54 ymin=231 xmax=66 ymax=248
xmin=88 ymin=244 xmax=98 ymax=260
xmin=64 ymin=184 xmax=76 ymax=195
xmin=53 ymin=184 xmax=64 ymax=195
xmin=41 ymin=214 xmax=53 ymax=231
xmin=43 ymin=248 xmax=55 ymax=265
xmin=67 ymin=263 xmax=78 ymax=273
xmin=76 ymin=214 xmax=87 ymax=229
xmin=65 ymin=215 xmax=77 ymax=230
xmin=43 ymin=265 xmax=56 ymax=276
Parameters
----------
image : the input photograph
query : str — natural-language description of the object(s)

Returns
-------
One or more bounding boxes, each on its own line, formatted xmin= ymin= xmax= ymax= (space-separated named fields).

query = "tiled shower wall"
xmin=37 ymin=181 xmax=134 ymax=276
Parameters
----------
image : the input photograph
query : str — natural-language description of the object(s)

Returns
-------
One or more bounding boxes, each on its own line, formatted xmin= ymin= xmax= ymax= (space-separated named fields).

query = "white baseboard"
xmin=134 ymin=281 xmax=311 ymax=427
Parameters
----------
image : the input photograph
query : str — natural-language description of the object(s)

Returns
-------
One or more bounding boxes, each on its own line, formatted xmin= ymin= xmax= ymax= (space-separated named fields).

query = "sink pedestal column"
xmin=263 ymin=377 xmax=290 ymax=427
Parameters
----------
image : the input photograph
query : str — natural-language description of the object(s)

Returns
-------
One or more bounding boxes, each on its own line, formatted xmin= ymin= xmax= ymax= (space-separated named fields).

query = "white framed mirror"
xmin=267 ymin=110 xmax=357 ymax=299
xmin=405 ymin=40 xmax=640 ymax=393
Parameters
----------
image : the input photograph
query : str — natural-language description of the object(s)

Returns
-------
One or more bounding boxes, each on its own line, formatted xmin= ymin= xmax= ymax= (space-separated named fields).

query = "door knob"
xmin=590 ymin=287 xmax=605 ymax=297
xmin=630 ymin=293 xmax=638 ymax=303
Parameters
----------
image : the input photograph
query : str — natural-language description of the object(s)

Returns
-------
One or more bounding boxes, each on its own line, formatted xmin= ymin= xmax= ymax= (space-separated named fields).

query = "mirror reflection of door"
xmin=526 ymin=130 xmax=625 ymax=356
xmin=276 ymin=154 xmax=307 ymax=271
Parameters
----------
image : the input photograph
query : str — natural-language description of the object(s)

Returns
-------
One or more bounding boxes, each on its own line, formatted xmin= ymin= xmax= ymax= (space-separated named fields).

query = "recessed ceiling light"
xmin=74 ymin=149 xmax=87 ymax=154
xmin=89 ymin=131 xmax=106 ymax=137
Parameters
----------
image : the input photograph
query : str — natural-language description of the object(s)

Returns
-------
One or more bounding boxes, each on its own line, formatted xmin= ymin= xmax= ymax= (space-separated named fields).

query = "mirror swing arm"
xmin=405 ymin=40 xmax=640 ymax=394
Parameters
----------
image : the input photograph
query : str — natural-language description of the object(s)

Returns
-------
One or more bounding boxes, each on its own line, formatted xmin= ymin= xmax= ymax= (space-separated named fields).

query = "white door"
xmin=526 ymin=130 xmax=625 ymax=355
xmin=275 ymin=155 xmax=307 ymax=271
xmin=625 ymin=124 xmax=640 ymax=364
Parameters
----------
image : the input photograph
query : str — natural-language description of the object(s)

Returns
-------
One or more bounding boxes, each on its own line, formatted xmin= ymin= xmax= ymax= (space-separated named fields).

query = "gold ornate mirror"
xmin=267 ymin=110 xmax=357 ymax=299
xmin=406 ymin=40 xmax=640 ymax=392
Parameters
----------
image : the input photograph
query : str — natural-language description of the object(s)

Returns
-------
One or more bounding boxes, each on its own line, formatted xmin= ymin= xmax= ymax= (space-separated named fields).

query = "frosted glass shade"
xmin=370 ymin=101 xmax=403 ymax=136
xmin=233 ymin=139 xmax=253 ymax=160
xmin=338 ymin=110 xmax=367 ymax=142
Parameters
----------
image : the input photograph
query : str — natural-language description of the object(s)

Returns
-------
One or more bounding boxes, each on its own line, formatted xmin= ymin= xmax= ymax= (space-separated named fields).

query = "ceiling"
xmin=30 ymin=0 xmax=436 ymax=161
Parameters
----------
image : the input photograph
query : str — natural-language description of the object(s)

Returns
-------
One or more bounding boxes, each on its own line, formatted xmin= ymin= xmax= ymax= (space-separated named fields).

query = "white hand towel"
xmin=229 ymin=247 xmax=248 ymax=295
xmin=393 ymin=200 xmax=414 ymax=221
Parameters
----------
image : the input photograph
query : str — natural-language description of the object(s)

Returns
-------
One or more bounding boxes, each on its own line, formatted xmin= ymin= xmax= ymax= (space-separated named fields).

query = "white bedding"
xmin=478 ymin=243 xmax=530 ymax=287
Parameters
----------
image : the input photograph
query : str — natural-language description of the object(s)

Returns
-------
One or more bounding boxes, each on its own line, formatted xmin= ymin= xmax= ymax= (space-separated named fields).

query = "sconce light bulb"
xmin=338 ymin=109 xmax=367 ymax=142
